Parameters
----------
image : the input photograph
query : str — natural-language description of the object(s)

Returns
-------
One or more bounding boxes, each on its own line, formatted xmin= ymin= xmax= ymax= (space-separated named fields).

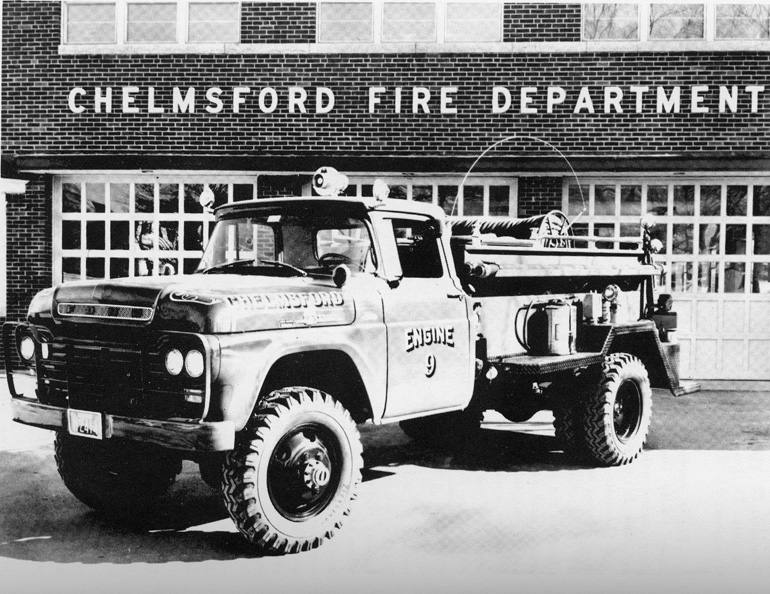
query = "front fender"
xmin=209 ymin=324 xmax=386 ymax=431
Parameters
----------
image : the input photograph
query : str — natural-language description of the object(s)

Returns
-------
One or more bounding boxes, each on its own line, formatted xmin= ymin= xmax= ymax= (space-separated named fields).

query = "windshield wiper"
xmin=258 ymin=259 xmax=308 ymax=277
xmin=199 ymin=259 xmax=255 ymax=274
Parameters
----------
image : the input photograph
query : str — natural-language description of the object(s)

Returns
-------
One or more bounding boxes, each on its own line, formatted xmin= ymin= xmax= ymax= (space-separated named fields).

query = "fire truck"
xmin=4 ymin=167 xmax=691 ymax=554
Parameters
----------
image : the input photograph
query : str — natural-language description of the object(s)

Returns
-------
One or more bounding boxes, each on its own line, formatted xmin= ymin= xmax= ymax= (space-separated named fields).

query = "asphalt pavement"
xmin=1 ymin=377 xmax=770 ymax=594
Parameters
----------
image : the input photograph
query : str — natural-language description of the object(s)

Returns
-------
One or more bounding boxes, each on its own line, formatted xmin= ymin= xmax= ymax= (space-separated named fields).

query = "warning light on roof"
xmin=312 ymin=167 xmax=349 ymax=197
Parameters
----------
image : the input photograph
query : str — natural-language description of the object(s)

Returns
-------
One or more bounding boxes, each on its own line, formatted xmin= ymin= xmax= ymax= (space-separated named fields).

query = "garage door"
xmin=564 ymin=177 xmax=770 ymax=380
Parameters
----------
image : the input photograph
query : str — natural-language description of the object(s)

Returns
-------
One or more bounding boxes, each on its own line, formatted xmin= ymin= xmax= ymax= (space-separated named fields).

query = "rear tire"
xmin=221 ymin=387 xmax=362 ymax=554
xmin=583 ymin=353 xmax=653 ymax=466
xmin=54 ymin=432 xmax=181 ymax=517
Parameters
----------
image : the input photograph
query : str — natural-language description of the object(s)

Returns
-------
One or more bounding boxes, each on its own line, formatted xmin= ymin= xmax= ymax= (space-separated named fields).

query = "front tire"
xmin=54 ymin=432 xmax=181 ymax=517
xmin=583 ymin=353 xmax=653 ymax=466
xmin=221 ymin=387 xmax=363 ymax=554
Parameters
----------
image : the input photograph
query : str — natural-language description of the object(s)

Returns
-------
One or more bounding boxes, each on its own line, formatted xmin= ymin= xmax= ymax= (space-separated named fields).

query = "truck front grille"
xmin=57 ymin=302 xmax=153 ymax=322
xmin=35 ymin=338 xmax=203 ymax=420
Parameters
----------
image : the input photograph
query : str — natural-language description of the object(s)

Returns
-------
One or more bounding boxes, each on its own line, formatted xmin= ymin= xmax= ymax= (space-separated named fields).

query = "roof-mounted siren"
xmin=313 ymin=167 xmax=349 ymax=197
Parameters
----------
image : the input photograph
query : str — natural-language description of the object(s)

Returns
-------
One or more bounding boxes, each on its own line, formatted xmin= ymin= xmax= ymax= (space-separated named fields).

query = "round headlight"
xmin=19 ymin=336 xmax=35 ymax=361
xmin=165 ymin=348 xmax=184 ymax=376
xmin=185 ymin=349 xmax=205 ymax=378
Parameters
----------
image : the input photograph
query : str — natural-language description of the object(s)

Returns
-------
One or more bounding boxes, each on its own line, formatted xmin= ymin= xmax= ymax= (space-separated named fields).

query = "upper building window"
xmin=65 ymin=2 xmax=117 ymax=44
xmin=188 ymin=2 xmax=240 ymax=42
xmin=446 ymin=3 xmax=502 ymax=43
xmin=649 ymin=3 xmax=704 ymax=39
xmin=318 ymin=1 xmax=501 ymax=44
xmin=62 ymin=0 xmax=239 ymax=46
xmin=382 ymin=2 xmax=436 ymax=43
xmin=716 ymin=4 xmax=770 ymax=39
xmin=318 ymin=2 xmax=373 ymax=42
xmin=127 ymin=2 xmax=177 ymax=43
xmin=583 ymin=3 xmax=640 ymax=40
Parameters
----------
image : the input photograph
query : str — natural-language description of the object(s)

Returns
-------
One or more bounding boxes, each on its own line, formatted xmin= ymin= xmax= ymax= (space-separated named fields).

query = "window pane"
xmin=700 ymin=185 xmax=721 ymax=216
xmin=135 ymin=183 xmax=155 ymax=213
xmin=86 ymin=258 xmax=105 ymax=279
xmin=184 ymin=184 xmax=205 ymax=213
xmin=571 ymin=222 xmax=589 ymax=249
xmin=110 ymin=258 xmax=130 ymax=279
xmin=754 ymin=225 xmax=770 ymax=255
xmin=753 ymin=186 xmax=770 ymax=216
xmin=445 ymin=3 xmax=501 ymax=42
xmin=583 ymin=3 xmax=639 ymax=40
xmin=647 ymin=185 xmax=668 ymax=215
xmin=389 ymin=185 xmax=407 ymax=200
xmin=62 ymin=221 xmax=81 ymax=250
xmin=717 ymin=4 xmax=770 ymax=39
xmin=383 ymin=3 xmax=436 ymax=42
xmin=159 ymin=183 xmax=179 ymax=213
xmin=725 ymin=224 xmax=747 ymax=254
xmin=568 ymin=184 xmax=589 ymax=217
xmin=671 ymin=261 xmax=693 ymax=292
xmin=210 ymin=183 xmax=229 ymax=208
xmin=594 ymin=185 xmax=616 ymax=216
xmin=63 ymin=183 xmax=81 ymax=213
xmin=673 ymin=185 xmax=694 ymax=216
xmin=724 ymin=262 xmax=746 ymax=293
xmin=595 ymin=223 xmax=615 ymax=250
xmin=752 ymin=263 xmax=770 ymax=293
xmin=159 ymin=221 xmax=178 ymax=252
xmin=439 ymin=185 xmax=458 ymax=216
xmin=699 ymin=223 xmax=720 ymax=254
xmin=188 ymin=2 xmax=239 ymax=43
xmin=489 ymin=186 xmax=510 ymax=216
xmin=128 ymin=3 xmax=177 ymax=43
xmin=413 ymin=185 xmax=433 ymax=203
xmin=184 ymin=221 xmax=204 ymax=251
xmin=110 ymin=183 xmax=130 ymax=213
xmin=620 ymin=185 xmax=641 ymax=216
xmin=86 ymin=221 xmax=105 ymax=250
xmin=66 ymin=2 xmax=116 ymax=44
xmin=111 ymin=221 xmax=130 ymax=250
xmin=698 ymin=261 xmax=719 ymax=292
xmin=463 ymin=186 xmax=483 ymax=216
xmin=672 ymin=224 xmax=693 ymax=254
xmin=727 ymin=185 xmax=748 ymax=216
xmin=319 ymin=2 xmax=373 ymax=42
xmin=85 ymin=183 xmax=106 ymax=213
xmin=649 ymin=4 xmax=704 ymax=39
xmin=620 ymin=223 xmax=640 ymax=250
xmin=62 ymin=258 xmax=81 ymax=282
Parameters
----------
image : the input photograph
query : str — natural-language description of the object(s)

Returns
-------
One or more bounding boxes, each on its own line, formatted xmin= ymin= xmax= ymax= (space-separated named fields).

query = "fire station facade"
xmin=3 ymin=1 xmax=770 ymax=380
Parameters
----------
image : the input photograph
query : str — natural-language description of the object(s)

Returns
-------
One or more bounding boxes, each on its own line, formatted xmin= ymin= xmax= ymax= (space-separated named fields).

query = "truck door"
xmin=378 ymin=215 xmax=473 ymax=419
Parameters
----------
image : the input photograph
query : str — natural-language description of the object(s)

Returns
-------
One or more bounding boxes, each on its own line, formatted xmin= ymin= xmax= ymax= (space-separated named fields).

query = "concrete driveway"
xmin=1 ymin=381 xmax=770 ymax=594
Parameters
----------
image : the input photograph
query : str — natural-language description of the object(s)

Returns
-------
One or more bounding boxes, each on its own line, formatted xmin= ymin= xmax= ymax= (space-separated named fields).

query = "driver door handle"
xmin=447 ymin=292 xmax=464 ymax=300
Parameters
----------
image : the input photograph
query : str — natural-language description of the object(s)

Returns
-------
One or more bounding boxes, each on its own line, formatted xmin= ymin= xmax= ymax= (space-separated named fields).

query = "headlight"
xmin=185 ymin=350 xmax=205 ymax=378
xmin=19 ymin=336 xmax=35 ymax=362
xmin=165 ymin=348 xmax=184 ymax=376
xmin=603 ymin=284 xmax=621 ymax=303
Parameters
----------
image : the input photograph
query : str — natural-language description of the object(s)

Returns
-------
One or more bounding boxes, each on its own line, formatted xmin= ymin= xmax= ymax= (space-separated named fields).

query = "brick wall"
xmin=3 ymin=176 xmax=53 ymax=324
xmin=3 ymin=1 xmax=769 ymax=162
xmin=241 ymin=2 xmax=315 ymax=44
xmin=504 ymin=3 xmax=582 ymax=43
xmin=517 ymin=177 xmax=563 ymax=217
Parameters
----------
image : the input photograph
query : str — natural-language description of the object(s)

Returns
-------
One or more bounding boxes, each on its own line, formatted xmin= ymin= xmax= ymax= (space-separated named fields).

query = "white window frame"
xmin=343 ymin=174 xmax=518 ymax=217
xmin=53 ymin=173 xmax=257 ymax=283
xmin=61 ymin=0 xmax=241 ymax=50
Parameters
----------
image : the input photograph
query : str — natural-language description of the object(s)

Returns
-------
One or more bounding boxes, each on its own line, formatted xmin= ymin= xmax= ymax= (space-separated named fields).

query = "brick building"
xmin=3 ymin=1 xmax=770 ymax=379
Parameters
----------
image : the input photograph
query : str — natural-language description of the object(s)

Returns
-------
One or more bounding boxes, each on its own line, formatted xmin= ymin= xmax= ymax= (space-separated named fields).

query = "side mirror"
xmin=425 ymin=219 xmax=442 ymax=240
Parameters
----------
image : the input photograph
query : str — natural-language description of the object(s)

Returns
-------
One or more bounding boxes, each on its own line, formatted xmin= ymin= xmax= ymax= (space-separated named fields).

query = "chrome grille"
xmin=57 ymin=303 xmax=153 ymax=322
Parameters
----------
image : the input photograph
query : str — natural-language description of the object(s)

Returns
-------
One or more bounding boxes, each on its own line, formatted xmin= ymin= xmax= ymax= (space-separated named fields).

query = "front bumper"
xmin=11 ymin=397 xmax=235 ymax=452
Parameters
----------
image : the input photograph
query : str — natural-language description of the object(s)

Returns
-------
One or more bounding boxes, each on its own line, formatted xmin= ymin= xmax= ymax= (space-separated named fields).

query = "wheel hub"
xmin=303 ymin=458 xmax=331 ymax=491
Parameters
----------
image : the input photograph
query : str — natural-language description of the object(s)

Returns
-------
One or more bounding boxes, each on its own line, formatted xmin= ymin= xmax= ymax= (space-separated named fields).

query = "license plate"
xmin=67 ymin=409 xmax=103 ymax=440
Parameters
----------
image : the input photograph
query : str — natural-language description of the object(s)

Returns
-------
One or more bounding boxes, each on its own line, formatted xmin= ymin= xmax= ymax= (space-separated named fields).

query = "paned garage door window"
xmin=564 ymin=177 xmax=770 ymax=380
xmin=341 ymin=176 xmax=517 ymax=217
xmin=55 ymin=176 xmax=256 ymax=282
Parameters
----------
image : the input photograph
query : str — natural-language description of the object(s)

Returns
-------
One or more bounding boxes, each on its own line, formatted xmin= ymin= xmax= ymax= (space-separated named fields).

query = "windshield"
xmin=196 ymin=210 xmax=376 ymax=276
